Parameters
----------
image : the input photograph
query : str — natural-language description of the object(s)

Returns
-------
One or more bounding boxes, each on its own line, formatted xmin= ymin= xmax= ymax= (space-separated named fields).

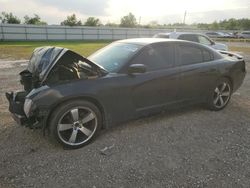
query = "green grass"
xmin=214 ymin=38 xmax=250 ymax=43
xmin=229 ymin=46 xmax=250 ymax=54
xmin=0 ymin=40 xmax=250 ymax=60
xmin=0 ymin=41 xmax=112 ymax=60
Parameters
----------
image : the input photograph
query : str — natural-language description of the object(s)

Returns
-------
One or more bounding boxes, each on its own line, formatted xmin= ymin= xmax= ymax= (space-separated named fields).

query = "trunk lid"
xmin=218 ymin=50 xmax=243 ymax=60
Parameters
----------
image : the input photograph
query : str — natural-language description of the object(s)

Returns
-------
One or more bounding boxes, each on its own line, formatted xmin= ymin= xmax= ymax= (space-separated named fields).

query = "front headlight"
xmin=24 ymin=98 xmax=33 ymax=117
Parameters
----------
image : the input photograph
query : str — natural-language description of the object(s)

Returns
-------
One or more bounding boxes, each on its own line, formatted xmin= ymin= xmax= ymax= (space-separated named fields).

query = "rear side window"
xmin=178 ymin=34 xmax=198 ymax=43
xmin=131 ymin=43 xmax=174 ymax=71
xmin=178 ymin=44 xmax=214 ymax=65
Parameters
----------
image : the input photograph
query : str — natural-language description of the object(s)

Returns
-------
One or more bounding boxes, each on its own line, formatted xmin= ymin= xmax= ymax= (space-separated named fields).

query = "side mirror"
xmin=128 ymin=64 xmax=146 ymax=75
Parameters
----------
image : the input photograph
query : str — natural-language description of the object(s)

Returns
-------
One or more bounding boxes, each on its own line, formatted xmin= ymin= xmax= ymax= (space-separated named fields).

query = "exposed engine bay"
xmin=5 ymin=46 xmax=106 ymax=128
xmin=20 ymin=48 xmax=102 ymax=92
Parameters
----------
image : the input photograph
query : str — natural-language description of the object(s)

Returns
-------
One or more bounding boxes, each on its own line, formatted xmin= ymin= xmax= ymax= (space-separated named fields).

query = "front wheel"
xmin=49 ymin=100 xmax=102 ymax=149
xmin=207 ymin=78 xmax=232 ymax=111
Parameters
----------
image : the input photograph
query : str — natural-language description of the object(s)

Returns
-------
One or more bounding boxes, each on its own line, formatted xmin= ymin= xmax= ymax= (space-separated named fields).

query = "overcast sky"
xmin=0 ymin=0 xmax=250 ymax=24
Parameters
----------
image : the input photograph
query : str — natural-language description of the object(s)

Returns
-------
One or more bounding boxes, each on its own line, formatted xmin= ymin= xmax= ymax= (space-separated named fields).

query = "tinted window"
xmin=178 ymin=44 xmax=214 ymax=65
xmin=178 ymin=44 xmax=203 ymax=65
xmin=178 ymin=34 xmax=198 ymax=42
xmin=131 ymin=44 xmax=174 ymax=71
xmin=88 ymin=42 xmax=142 ymax=73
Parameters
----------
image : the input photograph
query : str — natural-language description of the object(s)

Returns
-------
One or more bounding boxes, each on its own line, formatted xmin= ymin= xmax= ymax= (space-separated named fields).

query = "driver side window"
xmin=130 ymin=44 xmax=174 ymax=72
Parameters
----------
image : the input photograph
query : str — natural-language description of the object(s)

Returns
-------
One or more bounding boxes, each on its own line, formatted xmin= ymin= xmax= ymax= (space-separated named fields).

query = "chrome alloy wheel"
xmin=213 ymin=82 xmax=231 ymax=108
xmin=57 ymin=107 xmax=97 ymax=146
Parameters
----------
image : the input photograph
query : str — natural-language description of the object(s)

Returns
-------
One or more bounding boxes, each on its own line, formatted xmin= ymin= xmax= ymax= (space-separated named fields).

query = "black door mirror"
xmin=128 ymin=64 xmax=146 ymax=75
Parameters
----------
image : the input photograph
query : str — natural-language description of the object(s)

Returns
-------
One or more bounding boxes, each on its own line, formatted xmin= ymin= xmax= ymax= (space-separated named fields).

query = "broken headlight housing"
xmin=24 ymin=98 xmax=34 ymax=117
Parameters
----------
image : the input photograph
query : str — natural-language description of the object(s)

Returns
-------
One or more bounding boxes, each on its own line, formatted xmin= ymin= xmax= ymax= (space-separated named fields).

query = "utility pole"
xmin=183 ymin=11 xmax=187 ymax=24
xmin=137 ymin=16 xmax=141 ymax=37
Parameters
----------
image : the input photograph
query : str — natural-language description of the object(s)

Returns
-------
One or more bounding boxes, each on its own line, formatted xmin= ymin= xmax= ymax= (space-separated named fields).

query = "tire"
xmin=48 ymin=100 xmax=102 ymax=149
xmin=207 ymin=78 xmax=232 ymax=111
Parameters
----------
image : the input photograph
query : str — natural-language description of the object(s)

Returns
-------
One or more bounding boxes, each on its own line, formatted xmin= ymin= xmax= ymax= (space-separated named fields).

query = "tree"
xmin=196 ymin=18 xmax=250 ymax=30
xmin=105 ymin=22 xmax=118 ymax=27
xmin=0 ymin=12 xmax=21 ymax=24
xmin=61 ymin=14 xmax=82 ymax=26
xmin=145 ymin=20 xmax=159 ymax=28
xmin=84 ymin=17 xmax=101 ymax=26
xmin=210 ymin=21 xmax=219 ymax=30
xmin=238 ymin=18 xmax=250 ymax=30
xmin=120 ymin=13 xmax=137 ymax=28
xmin=24 ymin=14 xmax=47 ymax=25
xmin=197 ymin=23 xmax=210 ymax=29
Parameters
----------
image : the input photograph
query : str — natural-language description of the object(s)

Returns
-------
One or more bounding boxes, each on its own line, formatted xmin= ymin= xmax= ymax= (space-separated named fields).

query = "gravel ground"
xmin=0 ymin=47 xmax=250 ymax=188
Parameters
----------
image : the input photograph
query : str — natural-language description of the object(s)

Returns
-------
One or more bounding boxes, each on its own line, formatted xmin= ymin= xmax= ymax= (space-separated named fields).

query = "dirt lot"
xmin=0 ymin=45 xmax=250 ymax=188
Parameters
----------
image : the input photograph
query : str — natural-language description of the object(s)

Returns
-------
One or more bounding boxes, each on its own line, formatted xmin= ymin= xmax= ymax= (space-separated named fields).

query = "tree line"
xmin=0 ymin=11 xmax=250 ymax=30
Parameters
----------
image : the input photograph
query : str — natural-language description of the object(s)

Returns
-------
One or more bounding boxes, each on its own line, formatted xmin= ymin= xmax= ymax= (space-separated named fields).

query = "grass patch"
xmin=0 ymin=40 xmax=250 ymax=60
xmin=214 ymin=38 xmax=250 ymax=43
xmin=229 ymin=46 xmax=250 ymax=54
xmin=0 ymin=41 xmax=112 ymax=60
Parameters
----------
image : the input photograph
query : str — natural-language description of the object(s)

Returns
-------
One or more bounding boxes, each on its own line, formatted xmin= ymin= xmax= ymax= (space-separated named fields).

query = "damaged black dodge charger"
xmin=6 ymin=38 xmax=246 ymax=148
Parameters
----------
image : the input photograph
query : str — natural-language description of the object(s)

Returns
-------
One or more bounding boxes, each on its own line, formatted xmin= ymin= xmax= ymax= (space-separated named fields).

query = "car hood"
xmin=27 ymin=46 xmax=107 ymax=83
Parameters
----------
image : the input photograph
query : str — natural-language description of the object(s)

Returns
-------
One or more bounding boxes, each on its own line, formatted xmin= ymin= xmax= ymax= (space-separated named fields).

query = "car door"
xmin=125 ymin=43 xmax=179 ymax=113
xmin=175 ymin=43 xmax=218 ymax=102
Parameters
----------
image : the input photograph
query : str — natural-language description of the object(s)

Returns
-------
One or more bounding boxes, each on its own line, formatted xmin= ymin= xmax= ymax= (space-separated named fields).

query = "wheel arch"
xmin=45 ymin=96 xmax=107 ymax=130
xmin=221 ymin=75 xmax=234 ymax=89
xmin=206 ymin=75 xmax=234 ymax=101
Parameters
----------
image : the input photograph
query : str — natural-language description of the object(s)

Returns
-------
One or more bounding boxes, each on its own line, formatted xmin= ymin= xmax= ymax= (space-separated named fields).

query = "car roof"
xmin=116 ymin=37 xmax=222 ymax=59
xmin=117 ymin=38 xmax=180 ymax=45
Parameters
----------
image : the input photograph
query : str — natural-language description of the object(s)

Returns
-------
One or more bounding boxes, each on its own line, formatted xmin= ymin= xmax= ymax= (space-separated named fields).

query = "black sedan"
xmin=6 ymin=38 xmax=246 ymax=148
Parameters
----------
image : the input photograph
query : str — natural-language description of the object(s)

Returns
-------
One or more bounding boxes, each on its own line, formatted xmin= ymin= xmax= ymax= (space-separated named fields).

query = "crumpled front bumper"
xmin=5 ymin=91 xmax=37 ymax=127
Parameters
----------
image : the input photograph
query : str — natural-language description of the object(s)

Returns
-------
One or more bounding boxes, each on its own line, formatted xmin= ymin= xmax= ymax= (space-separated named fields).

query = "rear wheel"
xmin=49 ymin=100 xmax=102 ymax=149
xmin=207 ymin=78 xmax=232 ymax=111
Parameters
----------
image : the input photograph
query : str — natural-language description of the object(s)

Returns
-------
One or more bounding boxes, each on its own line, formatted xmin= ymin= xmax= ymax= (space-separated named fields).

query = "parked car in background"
xmin=153 ymin=32 xmax=228 ymax=51
xmin=205 ymin=32 xmax=227 ymax=38
xmin=6 ymin=38 xmax=245 ymax=148
xmin=237 ymin=31 xmax=250 ymax=39
xmin=205 ymin=31 xmax=237 ymax=38
xmin=221 ymin=32 xmax=236 ymax=38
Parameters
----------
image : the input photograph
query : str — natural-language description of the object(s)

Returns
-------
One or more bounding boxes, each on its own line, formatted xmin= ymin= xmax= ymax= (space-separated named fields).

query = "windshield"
xmin=88 ymin=42 xmax=142 ymax=73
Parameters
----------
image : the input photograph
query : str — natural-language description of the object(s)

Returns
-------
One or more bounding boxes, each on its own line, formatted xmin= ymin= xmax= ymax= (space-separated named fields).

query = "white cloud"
xmin=0 ymin=0 xmax=249 ymax=24
xmin=106 ymin=0 xmax=250 ymax=24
